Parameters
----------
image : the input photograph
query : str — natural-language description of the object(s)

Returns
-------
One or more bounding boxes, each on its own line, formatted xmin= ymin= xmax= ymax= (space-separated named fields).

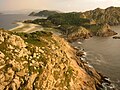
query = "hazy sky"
xmin=0 ymin=0 xmax=120 ymax=12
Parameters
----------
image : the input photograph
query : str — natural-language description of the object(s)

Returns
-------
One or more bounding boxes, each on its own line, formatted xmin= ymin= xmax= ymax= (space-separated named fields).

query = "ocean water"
xmin=72 ymin=26 xmax=120 ymax=89
xmin=0 ymin=14 xmax=40 ymax=30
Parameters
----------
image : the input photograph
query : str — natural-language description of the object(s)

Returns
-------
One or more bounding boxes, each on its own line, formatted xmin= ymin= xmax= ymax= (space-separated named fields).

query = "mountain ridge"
xmin=29 ymin=6 xmax=120 ymax=26
xmin=81 ymin=6 xmax=120 ymax=25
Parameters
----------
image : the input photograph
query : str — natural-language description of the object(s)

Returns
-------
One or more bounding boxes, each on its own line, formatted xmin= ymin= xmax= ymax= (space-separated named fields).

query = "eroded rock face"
xmin=96 ymin=24 xmax=117 ymax=37
xmin=68 ymin=26 xmax=92 ymax=42
xmin=0 ymin=29 xmax=103 ymax=90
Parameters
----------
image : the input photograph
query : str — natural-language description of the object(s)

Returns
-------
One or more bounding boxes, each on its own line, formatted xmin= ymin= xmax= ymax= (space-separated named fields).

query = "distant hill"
xmin=81 ymin=6 xmax=120 ymax=25
xmin=28 ymin=7 xmax=119 ymax=41
xmin=29 ymin=10 xmax=59 ymax=17
xmin=30 ymin=12 xmax=117 ymax=41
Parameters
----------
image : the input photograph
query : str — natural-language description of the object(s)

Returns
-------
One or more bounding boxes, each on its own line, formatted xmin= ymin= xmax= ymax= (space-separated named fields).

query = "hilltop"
xmin=29 ymin=10 xmax=59 ymax=17
xmin=0 ymin=29 xmax=111 ymax=90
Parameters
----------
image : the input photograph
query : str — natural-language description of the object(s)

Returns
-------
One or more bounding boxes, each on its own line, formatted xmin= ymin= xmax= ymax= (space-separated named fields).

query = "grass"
xmin=0 ymin=43 xmax=7 ymax=53
xmin=14 ymin=31 xmax=52 ymax=47
xmin=64 ymin=66 xmax=74 ymax=89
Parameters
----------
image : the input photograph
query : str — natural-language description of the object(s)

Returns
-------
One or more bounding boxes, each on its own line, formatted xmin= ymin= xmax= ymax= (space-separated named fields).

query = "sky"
xmin=0 ymin=0 xmax=120 ymax=12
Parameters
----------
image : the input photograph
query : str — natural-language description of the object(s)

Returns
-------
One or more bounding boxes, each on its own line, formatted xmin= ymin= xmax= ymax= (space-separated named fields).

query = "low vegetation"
xmin=14 ymin=31 xmax=52 ymax=47
xmin=29 ymin=11 xmax=116 ymax=40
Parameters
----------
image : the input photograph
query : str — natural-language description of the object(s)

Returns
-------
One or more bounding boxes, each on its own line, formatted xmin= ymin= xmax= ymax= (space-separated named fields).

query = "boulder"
xmin=113 ymin=36 xmax=120 ymax=39
xmin=7 ymin=35 xmax=26 ymax=48
xmin=68 ymin=26 xmax=92 ymax=41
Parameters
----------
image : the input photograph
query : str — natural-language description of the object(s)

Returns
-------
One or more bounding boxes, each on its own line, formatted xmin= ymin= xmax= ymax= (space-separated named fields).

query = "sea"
xmin=0 ymin=14 xmax=40 ymax=30
xmin=72 ymin=26 xmax=120 ymax=89
xmin=0 ymin=14 xmax=120 ymax=89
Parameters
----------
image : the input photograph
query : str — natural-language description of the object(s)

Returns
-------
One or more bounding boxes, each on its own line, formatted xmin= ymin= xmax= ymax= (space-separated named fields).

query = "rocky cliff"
xmin=66 ymin=24 xmax=116 ymax=41
xmin=95 ymin=23 xmax=117 ymax=36
xmin=0 ymin=29 xmax=107 ymax=90
xmin=67 ymin=26 xmax=92 ymax=42
xmin=82 ymin=6 xmax=120 ymax=25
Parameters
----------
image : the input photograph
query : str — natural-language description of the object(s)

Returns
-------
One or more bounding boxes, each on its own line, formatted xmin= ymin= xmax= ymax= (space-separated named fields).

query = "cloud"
xmin=0 ymin=0 xmax=120 ymax=12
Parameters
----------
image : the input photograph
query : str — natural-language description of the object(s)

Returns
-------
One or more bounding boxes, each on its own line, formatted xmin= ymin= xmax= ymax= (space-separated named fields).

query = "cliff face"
xmin=82 ymin=7 xmax=120 ymax=25
xmin=67 ymin=24 xmax=117 ymax=41
xmin=0 ymin=29 xmax=104 ymax=90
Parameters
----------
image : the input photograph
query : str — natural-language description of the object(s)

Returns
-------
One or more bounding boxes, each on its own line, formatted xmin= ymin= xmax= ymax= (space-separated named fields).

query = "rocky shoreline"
xmin=72 ymin=44 xmax=116 ymax=90
xmin=113 ymin=36 xmax=120 ymax=39
xmin=5 ymin=22 xmax=116 ymax=89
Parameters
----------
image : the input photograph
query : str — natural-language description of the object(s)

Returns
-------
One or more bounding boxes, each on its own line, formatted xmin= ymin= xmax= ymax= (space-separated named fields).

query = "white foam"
xmin=78 ymin=41 xmax=82 ymax=44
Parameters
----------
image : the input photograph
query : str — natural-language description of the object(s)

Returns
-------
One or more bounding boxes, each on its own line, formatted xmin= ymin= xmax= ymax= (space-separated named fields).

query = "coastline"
xmin=9 ymin=22 xmax=44 ymax=33
xmin=8 ymin=21 xmax=116 ymax=89
xmin=9 ymin=22 xmax=24 ymax=31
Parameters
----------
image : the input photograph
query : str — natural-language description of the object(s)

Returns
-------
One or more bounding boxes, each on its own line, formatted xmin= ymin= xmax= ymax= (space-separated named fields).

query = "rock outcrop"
xmin=96 ymin=24 xmax=117 ymax=37
xmin=0 ymin=29 xmax=106 ymax=90
xmin=66 ymin=24 xmax=117 ymax=42
xmin=68 ymin=26 xmax=92 ymax=41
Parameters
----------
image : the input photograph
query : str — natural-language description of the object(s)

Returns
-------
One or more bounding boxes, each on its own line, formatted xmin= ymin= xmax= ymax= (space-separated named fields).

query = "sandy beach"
xmin=9 ymin=22 xmax=44 ymax=33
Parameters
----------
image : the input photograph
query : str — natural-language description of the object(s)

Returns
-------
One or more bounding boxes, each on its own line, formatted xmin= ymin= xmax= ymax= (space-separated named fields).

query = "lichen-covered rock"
xmin=0 ymin=51 xmax=5 ymax=59
xmin=7 ymin=35 xmax=26 ymax=48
